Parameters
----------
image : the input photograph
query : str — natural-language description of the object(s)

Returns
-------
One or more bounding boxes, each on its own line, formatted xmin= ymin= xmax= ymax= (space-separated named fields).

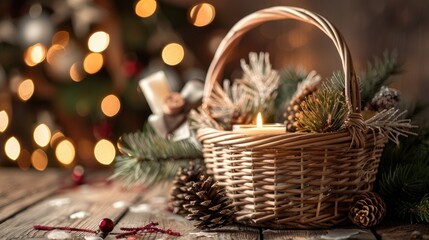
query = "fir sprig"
xmin=112 ymin=125 xmax=203 ymax=187
xmin=296 ymin=88 xmax=347 ymax=133
xmin=360 ymin=50 xmax=402 ymax=106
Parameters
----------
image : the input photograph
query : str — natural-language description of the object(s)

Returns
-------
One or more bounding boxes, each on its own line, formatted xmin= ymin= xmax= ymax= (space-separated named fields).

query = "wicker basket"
xmin=197 ymin=6 xmax=388 ymax=229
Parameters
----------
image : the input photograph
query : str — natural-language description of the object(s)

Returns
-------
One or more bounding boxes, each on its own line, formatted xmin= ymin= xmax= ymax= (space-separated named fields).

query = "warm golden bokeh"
xmin=70 ymin=62 xmax=85 ymax=82
xmin=5 ymin=136 xmax=20 ymax=161
xmin=33 ymin=123 xmax=51 ymax=147
xmin=135 ymin=0 xmax=157 ymax=18
xmin=94 ymin=139 xmax=116 ymax=165
xmin=189 ymin=3 xmax=216 ymax=27
xmin=55 ymin=139 xmax=75 ymax=165
xmin=161 ymin=43 xmax=184 ymax=66
xmin=50 ymin=131 xmax=65 ymax=148
xmin=17 ymin=79 xmax=35 ymax=101
xmin=31 ymin=149 xmax=48 ymax=171
xmin=24 ymin=43 xmax=46 ymax=66
xmin=46 ymin=44 xmax=65 ymax=64
xmin=83 ymin=52 xmax=104 ymax=74
xmin=0 ymin=110 xmax=9 ymax=132
xmin=88 ymin=31 xmax=110 ymax=53
xmin=101 ymin=94 xmax=121 ymax=117
xmin=52 ymin=31 xmax=70 ymax=47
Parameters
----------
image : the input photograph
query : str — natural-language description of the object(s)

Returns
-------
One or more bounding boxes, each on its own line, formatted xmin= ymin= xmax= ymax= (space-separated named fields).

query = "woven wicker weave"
xmin=197 ymin=6 xmax=388 ymax=229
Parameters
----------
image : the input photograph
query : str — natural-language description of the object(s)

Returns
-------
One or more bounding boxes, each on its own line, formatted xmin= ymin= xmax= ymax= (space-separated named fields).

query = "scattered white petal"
xmin=129 ymin=203 xmax=152 ymax=213
xmin=47 ymin=230 xmax=72 ymax=239
xmin=48 ymin=198 xmax=71 ymax=207
xmin=189 ymin=232 xmax=218 ymax=238
xmin=112 ymin=201 xmax=129 ymax=209
xmin=321 ymin=229 xmax=360 ymax=240
xmin=69 ymin=211 xmax=90 ymax=219
xmin=84 ymin=236 xmax=103 ymax=240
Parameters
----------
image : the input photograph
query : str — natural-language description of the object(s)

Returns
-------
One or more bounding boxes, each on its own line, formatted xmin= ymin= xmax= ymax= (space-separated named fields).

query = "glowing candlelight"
xmin=232 ymin=112 xmax=285 ymax=135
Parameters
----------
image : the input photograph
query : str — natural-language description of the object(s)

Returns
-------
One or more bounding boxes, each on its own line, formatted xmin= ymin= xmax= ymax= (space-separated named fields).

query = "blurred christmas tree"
xmin=0 ymin=0 xmax=218 ymax=169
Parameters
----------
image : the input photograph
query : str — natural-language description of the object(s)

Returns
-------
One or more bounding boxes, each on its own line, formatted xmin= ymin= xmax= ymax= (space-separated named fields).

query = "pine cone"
xmin=369 ymin=86 xmax=400 ymax=111
xmin=170 ymin=165 xmax=205 ymax=215
xmin=349 ymin=192 xmax=386 ymax=228
xmin=284 ymin=71 xmax=321 ymax=132
xmin=184 ymin=176 xmax=235 ymax=229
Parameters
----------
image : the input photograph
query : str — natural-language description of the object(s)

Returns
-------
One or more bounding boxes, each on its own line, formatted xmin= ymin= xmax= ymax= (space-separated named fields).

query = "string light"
xmin=94 ymin=139 xmax=116 ymax=165
xmin=55 ymin=139 xmax=75 ymax=165
xmin=101 ymin=94 xmax=121 ymax=117
xmin=88 ymin=31 xmax=110 ymax=53
xmin=5 ymin=136 xmax=20 ymax=161
xmin=161 ymin=43 xmax=184 ymax=66
xmin=189 ymin=3 xmax=216 ymax=27
xmin=83 ymin=52 xmax=103 ymax=74
xmin=17 ymin=149 xmax=31 ymax=171
xmin=33 ymin=123 xmax=51 ymax=147
xmin=24 ymin=43 xmax=46 ymax=66
xmin=135 ymin=0 xmax=157 ymax=18
xmin=17 ymin=79 xmax=34 ymax=101
xmin=70 ymin=62 xmax=85 ymax=82
xmin=50 ymin=131 xmax=65 ymax=148
xmin=31 ymin=149 xmax=48 ymax=171
xmin=52 ymin=31 xmax=70 ymax=47
xmin=0 ymin=110 xmax=9 ymax=132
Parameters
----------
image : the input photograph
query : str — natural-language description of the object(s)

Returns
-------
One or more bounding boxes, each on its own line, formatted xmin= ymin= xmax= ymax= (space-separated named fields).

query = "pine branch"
xmin=274 ymin=66 xmax=307 ymax=121
xmin=112 ymin=125 xmax=203 ymax=187
xmin=366 ymin=108 xmax=417 ymax=145
xmin=296 ymin=88 xmax=347 ymax=133
xmin=360 ymin=50 xmax=402 ymax=106
xmin=240 ymin=52 xmax=280 ymax=120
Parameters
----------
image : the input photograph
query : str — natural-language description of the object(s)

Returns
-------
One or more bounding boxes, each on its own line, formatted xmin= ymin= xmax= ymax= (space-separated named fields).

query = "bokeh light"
xmin=24 ymin=43 xmax=46 ymax=66
xmin=88 ymin=31 xmax=110 ymax=53
xmin=52 ymin=31 xmax=70 ymax=47
xmin=31 ymin=149 xmax=48 ymax=171
xmin=33 ymin=123 xmax=51 ymax=147
xmin=135 ymin=0 xmax=157 ymax=18
xmin=46 ymin=44 xmax=65 ymax=64
xmin=70 ymin=62 xmax=85 ymax=82
xmin=17 ymin=79 xmax=34 ymax=101
xmin=189 ymin=3 xmax=216 ymax=27
xmin=161 ymin=43 xmax=184 ymax=66
xmin=5 ymin=136 xmax=20 ymax=161
xmin=101 ymin=94 xmax=121 ymax=117
xmin=55 ymin=139 xmax=75 ymax=165
xmin=17 ymin=149 xmax=31 ymax=171
xmin=0 ymin=110 xmax=9 ymax=132
xmin=50 ymin=131 xmax=65 ymax=148
xmin=83 ymin=52 xmax=103 ymax=74
xmin=94 ymin=139 xmax=116 ymax=165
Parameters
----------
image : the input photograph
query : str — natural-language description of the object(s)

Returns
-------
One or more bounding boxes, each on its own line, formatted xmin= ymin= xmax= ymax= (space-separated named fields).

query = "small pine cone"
xmin=349 ymin=192 xmax=386 ymax=228
xmin=184 ymin=176 xmax=235 ymax=229
xmin=284 ymin=99 xmax=303 ymax=132
xmin=370 ymin=86 xmax=400 ymax=111
xmin=170 ymin=165 xmax=205 ymax=216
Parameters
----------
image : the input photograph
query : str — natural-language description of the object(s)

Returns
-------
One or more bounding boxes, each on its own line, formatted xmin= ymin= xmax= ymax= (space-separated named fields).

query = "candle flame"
xmin=256 ymin=112 xmax=263 ymax=128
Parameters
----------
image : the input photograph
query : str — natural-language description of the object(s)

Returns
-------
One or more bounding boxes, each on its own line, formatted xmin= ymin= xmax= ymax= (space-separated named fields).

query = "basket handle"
xmin=203 ymin=6 xmax=361 ymax=115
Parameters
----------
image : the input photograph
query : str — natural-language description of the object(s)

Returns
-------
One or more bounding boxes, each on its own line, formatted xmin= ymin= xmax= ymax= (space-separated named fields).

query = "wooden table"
xmin=0 ymin=168 xmax=428 ymax=240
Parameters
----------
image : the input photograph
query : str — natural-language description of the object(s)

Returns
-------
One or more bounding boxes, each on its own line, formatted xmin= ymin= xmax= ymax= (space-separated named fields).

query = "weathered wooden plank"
xmin=263 ymin=228 xmax=377 ymax=240
xmin=0 ymin=180 xmax=140 ymax=239
xmin=110 ymin=182 xmax=260 ymax=240
xmin=0 ymin=169 xmax=61 ymax=223
xmin=375 ymin=224 xmax=429 ymax=240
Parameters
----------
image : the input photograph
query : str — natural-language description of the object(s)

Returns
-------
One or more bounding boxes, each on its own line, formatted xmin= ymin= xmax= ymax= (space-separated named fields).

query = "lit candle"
xmin=232 ymin=112 xmax=286 ymax=135
xmin=138 ymin=71 xmax=172 ymax=115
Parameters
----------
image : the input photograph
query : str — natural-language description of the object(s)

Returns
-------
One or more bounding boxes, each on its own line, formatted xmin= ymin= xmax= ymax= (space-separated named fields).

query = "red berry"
xmin=98 ymin=218 xmax=114 ymax=233
xmin=71 ymin=165 xmax=85 ymax=185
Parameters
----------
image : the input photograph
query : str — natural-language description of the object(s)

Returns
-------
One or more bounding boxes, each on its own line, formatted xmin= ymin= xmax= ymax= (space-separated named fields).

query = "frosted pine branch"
xmin=366 ymin=108 xmax=417 ymax=145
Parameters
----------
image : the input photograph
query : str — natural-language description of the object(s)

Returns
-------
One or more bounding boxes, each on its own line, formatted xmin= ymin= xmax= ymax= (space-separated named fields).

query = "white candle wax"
xmin=138 ymin=71 xmax=172 ymax=115
xmin=232 ymin=124 xmax=286 ymax=135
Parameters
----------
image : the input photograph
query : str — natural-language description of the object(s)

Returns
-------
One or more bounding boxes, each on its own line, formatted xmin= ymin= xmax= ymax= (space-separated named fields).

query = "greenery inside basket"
xmin=112 ymin=6 xmax=426 ymax=230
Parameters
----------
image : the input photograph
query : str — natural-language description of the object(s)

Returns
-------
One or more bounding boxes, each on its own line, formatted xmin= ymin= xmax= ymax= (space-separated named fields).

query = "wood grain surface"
xmin=0 ymin=168 xmax=427 ymax=239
